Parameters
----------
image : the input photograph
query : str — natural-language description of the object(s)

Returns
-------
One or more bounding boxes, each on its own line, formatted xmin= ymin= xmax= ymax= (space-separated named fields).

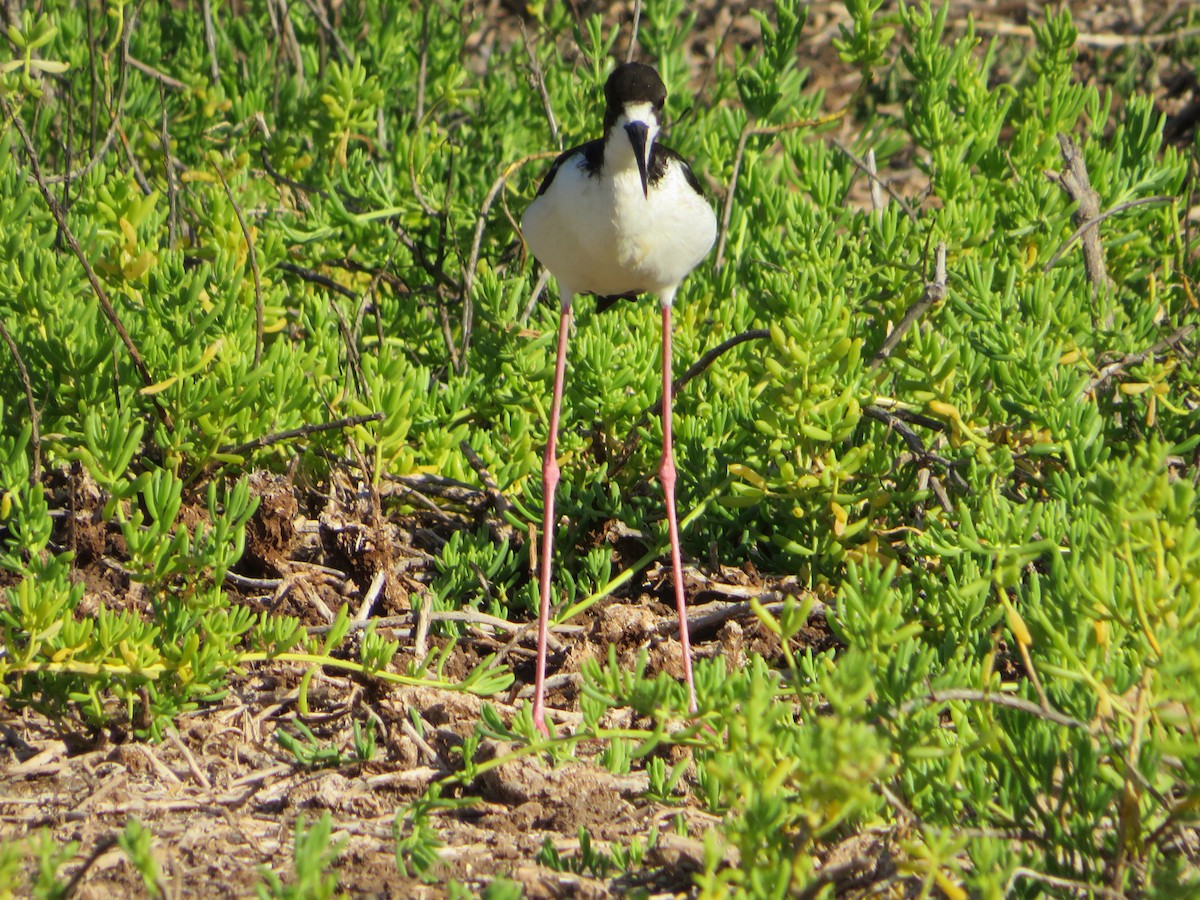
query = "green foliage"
xmin=255 ymin=814 xmax=344 ymax=900
xmin=536 ymin=825 xmax=653 ymax=880
xmin=393 ymin=783 xmax=477 ymax=881
xmin=117 ymin=818 xmax=162 ymax=896
xmin=1 ymin=0 xmax=1198 ymax=895
xmin=26 ymin=830 xmax=77 ymax=900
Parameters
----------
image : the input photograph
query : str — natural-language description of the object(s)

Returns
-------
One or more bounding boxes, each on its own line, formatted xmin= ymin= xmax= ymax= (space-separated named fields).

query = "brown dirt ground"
xmin=2 ymin=1 xmax=1197 ymax=896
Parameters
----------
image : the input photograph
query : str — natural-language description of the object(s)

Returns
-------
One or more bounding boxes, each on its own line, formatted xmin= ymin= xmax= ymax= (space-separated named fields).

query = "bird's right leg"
xmin=533 ymin=299 xmax=574 ymax=735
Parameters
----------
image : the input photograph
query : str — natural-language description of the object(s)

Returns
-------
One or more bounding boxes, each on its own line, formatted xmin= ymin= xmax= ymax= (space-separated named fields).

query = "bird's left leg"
xmin=533 ymin=299 xmax=574 ymax=735
xmin=658 ymin=299 xmax=698 ymax=714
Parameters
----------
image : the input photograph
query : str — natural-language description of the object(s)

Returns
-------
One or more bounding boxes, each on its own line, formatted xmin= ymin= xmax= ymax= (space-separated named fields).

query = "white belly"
xmin=522 ymin=155 xmax=716 ymax=302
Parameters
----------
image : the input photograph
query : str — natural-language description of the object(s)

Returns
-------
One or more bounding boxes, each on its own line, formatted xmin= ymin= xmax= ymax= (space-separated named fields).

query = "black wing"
xmin=534 ymin=139 xmax=605 ymax=196
xmin=649 ymin=143 xmax=707 ymax=197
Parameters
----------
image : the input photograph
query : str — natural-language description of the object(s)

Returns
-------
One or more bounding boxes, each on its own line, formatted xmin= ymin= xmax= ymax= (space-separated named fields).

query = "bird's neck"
xmin=602 ymin=124 xmax=657 ymax=177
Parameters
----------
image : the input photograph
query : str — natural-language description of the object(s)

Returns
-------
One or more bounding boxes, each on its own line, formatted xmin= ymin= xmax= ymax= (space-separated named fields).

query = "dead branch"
xmin=0 ymin=94 xmax=170 ymax=427
xmin=214 ymin=164 xmax=265 ymax=367
xmin=715 ymin=103 xmax=854 ymax=272
xmin=0 ymin=318 xmax=41 ymax=485
xmin=869 ymin=241 xmax=946 ymax=370
xmin=833 ymin=139 xmax=919 ymax=223
xmin=219 ymin=412 xmax=385 ymax=457
xmin=1047 ymin=134 xmax=1111 ymax=323
xmin=1082 ymin=323 xmax=1197 ymax=396
xmin=1042 ymin=195 xmax=1173 ymax=274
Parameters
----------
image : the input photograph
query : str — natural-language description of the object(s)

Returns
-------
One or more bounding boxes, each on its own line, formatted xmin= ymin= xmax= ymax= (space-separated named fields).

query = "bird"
xmin=520 ymin=62 xmax=717 ymax=734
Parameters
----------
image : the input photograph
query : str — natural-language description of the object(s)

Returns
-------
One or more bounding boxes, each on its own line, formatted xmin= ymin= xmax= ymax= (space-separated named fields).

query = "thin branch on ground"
xmin=898 ymin=687 xmax=1090 ymax=731
xmin=1083 ymin=323 xmax=1196 ymax=395
xmin=521 ymin=21 xmax=558 ymax=147
xmin=869 ymin=241 xmax=946 ymax=370
xmin=61 ymin=835 xmax=121 ymax=897
xmin=160 ymin=86 xmax=180 ymax=249
xmin=214 ymin=163 xmax=265 ymax=367
xmin=415 ymin=7 xmax=429 ymax=123
xmin=127 ymin=55 xmax=187 ymax=90
xmin=459 ymin=440 xmax=514 ymax=517
xmin=1005 ymin=867 xmax=1128 ymax=899
xmin=277 ymin=261 xmax=358 ymax=300
xmin=354 ymin=570 xmax=388 ymax=623
xmin=634 ymin=328 xmax=770 ymax=426
xmin=461 ymin=151 xmax=561 ymax=368
xmin=715 ymin=104 xmax=853 ymax=271
xmin=43 ymin=4 xmax=134 ymax=186
xmin=0 ymin=318 xmax=41 ymax=486
xmin=833 ymin=139 xmax=919 ymax=223
xmin=521 ymin=268 xmax=551 ymax=325
xmin=1042 ymin=194 xmax=1172 ymax=274
xmin=669 ymin=596 xmax=827 ymax=638
xmin=201 ymin=0 xmax=220 ymax=83
xmin=0 ymin=94 xmax=171 ymax=427
xmin=615 ymin=328 xmax=771 ymax=474
xmin=298 ymin=0 xmax=353 ymax=62
xmin=219 ymin=412 xmax=384 ymax=457
xmin=976 ymin=19 xmax=1200 ymax=49
xmin=861 ymin=404 xmax=948 ymax=460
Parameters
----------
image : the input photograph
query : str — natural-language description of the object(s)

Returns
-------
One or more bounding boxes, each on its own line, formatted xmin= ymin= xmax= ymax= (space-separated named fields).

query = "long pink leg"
xmin=659 ymin=304 xmax=698 ymax=714
xmin=533 ymin=302 xmax=573 ymax=735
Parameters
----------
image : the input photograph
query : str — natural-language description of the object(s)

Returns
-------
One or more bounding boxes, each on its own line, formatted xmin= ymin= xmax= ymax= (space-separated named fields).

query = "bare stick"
xmin=832 ymin=139 xmax=918 ymax=222
xmin=160 ymin=86 xmax=179 ymax=249
xmin=61 ymin=835 xmax=121 ymax=898
xmin=0 ymin=95 xmax=170 ymax=426
xmin=638 ymin=328 xmax=769 ymax=423
xmin=898 ymin=687 xmax=1090 ymax=731
xmin=865 ymin=148 xmax=884 ymax=215
xmin=416 ymin=8 xmax=429 ymax=123
xmin=354 ymin=570 xmax=387 ymax=623
xmin=462 ymin=151 xmax=561 ymax=371
xmin=520 ymin=21 xmax=558 ymax=147
xmin=1047 ymin=134 xmax=1111 ymax=323
xmin=975 ymin=19 xmax=1200 ymax=49
xmin=277 ymin=261 xmax=357 ymax=299
xmin=298 ymin=0 xmax=353 ymax=62
xmin=1042 ymin=194 xmax=1172 ymax=274
xmin=626 ymin=0 xmax=643 ymax=63
xmin=127 ymin=55 xmax=187 ymax=90
xmin=42 ymin=6 xmax=135 ymax=187
xmin=219 ymin=412 xmax=384 ymax=456
xmin=459 ymin=440 xmax=514 ymax=516
xmin=0 ymin=318 xmax=41 ymax=485
xmin=520 ymin=268 xmax=551 ymax=325
xmin=214 ymin=164 xmax=265 ymax=366
xmin=1082 ymin=323 xmax=1196 ymax=396
xmin=616 ymin=328 xmax=770 ymax=476
xmin=869 ymin=241 xmax=946 ymax=370
xmin=201 ymin=0 xmax=220 ymax=83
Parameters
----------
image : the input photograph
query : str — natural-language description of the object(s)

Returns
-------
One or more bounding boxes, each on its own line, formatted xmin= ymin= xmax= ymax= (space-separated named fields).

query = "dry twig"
xmin=869 ymin=242 xmax=947 ymax=370
xmin=0 ymin=318 xmax=41 ymax=485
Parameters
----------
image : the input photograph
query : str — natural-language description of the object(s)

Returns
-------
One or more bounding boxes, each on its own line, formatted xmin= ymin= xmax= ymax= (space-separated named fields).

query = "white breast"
xmin=522 ymin=145 xmax=716 ymax=303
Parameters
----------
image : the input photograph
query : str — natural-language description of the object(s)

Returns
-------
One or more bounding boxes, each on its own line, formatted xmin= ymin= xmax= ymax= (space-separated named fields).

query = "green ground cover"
xmin=1 ymin=0 xmax=1199 ymax=895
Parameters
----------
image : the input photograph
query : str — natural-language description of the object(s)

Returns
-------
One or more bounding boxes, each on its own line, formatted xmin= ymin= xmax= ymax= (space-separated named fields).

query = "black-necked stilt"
xmin=521 ymin=62 xmax=717 ymax=734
